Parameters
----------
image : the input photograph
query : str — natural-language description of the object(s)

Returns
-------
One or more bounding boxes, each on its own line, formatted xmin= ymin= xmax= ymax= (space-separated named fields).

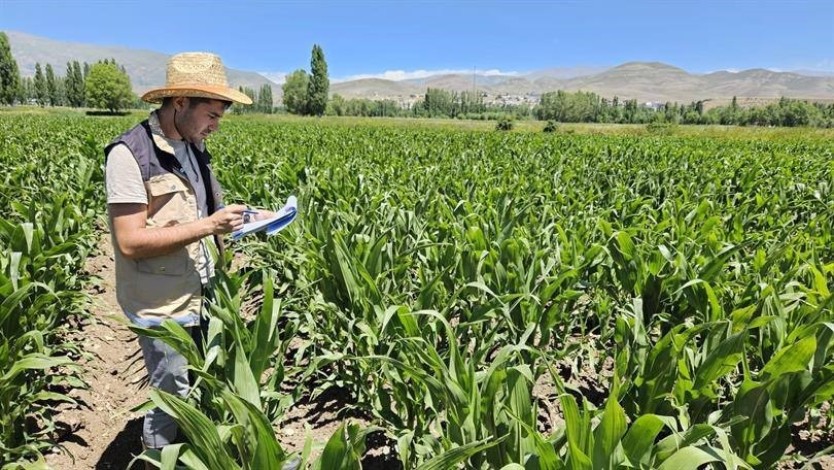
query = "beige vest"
xmin=106 ymin=118 xmax=224 ymax=326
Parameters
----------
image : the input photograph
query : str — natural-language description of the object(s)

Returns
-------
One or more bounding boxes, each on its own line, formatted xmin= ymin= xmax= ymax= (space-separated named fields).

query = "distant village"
xmin=390 ymin=92 xmax=540 ymax=109
xmin=365 ymin=91 xmax=666 ymax=111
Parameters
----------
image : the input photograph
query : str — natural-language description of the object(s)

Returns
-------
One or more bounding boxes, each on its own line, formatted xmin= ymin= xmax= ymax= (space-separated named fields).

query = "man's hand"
xmin=209 ymin=204 xmax=247 ymax=234
xmin=252 ymin=208 xmax=277 ymax=221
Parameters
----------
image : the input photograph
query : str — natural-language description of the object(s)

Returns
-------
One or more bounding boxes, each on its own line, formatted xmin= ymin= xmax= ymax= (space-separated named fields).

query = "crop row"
xmin=2 ymin=114 xmax=834 ymax=468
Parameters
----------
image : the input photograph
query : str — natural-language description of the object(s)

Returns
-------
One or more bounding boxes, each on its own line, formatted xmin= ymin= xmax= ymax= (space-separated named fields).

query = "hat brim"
xmin=141 ymin=85 xmax=253 ymax=105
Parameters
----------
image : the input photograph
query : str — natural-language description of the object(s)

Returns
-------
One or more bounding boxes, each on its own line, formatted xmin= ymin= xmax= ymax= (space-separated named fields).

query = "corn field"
xmin=2 ymin=113 xmax=834 ymax=469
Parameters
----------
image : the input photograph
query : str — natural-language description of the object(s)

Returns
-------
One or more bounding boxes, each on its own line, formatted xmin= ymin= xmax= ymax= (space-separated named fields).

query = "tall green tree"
xmin=33 ymin=63 xmax=47 ymax=106
xmin=258 ymin=84 xmax=273 ymax=113
xmin=73 ymin=61 xmax=85 ymax=106
xmin=85 ymin=60 xmax=134 ymax=112
xmin=55 ymin=76 xmax=67 ymax=107
xmin=0 ymin=32 xmax=21 ymax=105
xmin=19 ymin=76 xmax=33 ymax=103
xmin=45 ymin=63 xmax=59 ymax=106
xmin=282 ymin=69 xmax=309 ymax=115
xmin=422 ymin=88 xmax=455 ymax=117
xmin=64 ymin=61 xmax=86 ymax=107
xmin=306 ymin=44 xmax=329 ymax=116
xmin=64 ymin=62 xmax=75 ymax=105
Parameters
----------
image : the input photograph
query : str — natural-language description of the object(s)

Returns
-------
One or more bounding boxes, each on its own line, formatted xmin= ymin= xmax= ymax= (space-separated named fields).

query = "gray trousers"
xmin=137 ymin=286 xmax=211 ymax=449
xmin=137 ymin=333 xmax=191 ymax=448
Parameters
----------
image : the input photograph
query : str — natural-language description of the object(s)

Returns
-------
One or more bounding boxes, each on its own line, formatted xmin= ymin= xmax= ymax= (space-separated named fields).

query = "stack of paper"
xmin=231 ymin=195 xmax=298 ymax=241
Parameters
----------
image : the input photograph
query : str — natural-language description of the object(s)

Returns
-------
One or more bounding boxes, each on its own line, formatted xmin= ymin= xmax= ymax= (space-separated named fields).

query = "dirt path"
xmin=45 ymin=234 xmax=147 ymax=470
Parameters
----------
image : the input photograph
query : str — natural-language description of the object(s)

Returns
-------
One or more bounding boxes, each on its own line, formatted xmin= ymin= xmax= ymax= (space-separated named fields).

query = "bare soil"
xmin=44 ymin=235 xmax=147 ymax=470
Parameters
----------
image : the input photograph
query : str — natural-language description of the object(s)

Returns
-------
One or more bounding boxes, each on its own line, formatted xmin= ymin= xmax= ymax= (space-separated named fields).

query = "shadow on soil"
xmin=281 ymin=386 xmax=403 ymax=468
xmin=96 ymin=417 xmax=144 ymax=470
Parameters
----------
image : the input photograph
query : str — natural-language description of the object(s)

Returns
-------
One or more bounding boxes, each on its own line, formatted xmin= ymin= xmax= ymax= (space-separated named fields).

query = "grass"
xmin=3 ymin=105 xmax=833 ymax=141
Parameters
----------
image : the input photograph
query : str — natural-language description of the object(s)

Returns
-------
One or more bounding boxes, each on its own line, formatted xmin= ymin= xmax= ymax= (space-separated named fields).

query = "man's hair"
xmin=161 ymin=96 xmax=233 ymax=110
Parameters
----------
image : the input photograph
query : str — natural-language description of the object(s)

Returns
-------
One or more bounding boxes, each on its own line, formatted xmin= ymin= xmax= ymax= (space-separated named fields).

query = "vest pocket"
xmin=136 ymin=250 xmax=190 ymax=276
xmin=146 ymin=175 xmax=195 ymax=223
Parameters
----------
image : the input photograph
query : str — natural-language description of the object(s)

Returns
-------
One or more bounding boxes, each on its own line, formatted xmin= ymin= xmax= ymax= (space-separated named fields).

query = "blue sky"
xmin=1 ymin=0 xmax=832 ymax=80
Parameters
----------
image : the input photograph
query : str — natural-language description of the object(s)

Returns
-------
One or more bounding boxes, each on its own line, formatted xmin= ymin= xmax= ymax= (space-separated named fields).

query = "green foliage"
xmin=17 ymin=76 xmax=33 ymax=103
xmin=646 ymin=121 xmax=676 ymax=135
xmin=0 ymin=116 xmax=106 ymax=465
xmin=282 ymin=69 xmax=309 ymax=115
xmin=256 ymin=83 xmax=273 ymax=113
xmin=532 ymin=89 xmax=834 ymax=128
xmin=307 ymin=44 xmax=329 ymax=116
xmin=85 ymin=60 xmax=134 ymax=112
xmin=72 ymin=61 xmax=85 ymax=106
xmin=0 ymin=32 xmax=21 ymax=105
xmin=63 ymin=60 xmax=86 ymax=108
xmin=422 ymin=87 xmax=456 ymax=117
xmin=543 ymin=120 xmax=558 ymax=132
xmin=240 ymin=86 xmax=256 ymax=106
xmin=44 ymin=63 xmax=62 ymax=106
xmin=413 ymin=87 xmax=527 ymax=120
xmin=327 ymin=94 xmax=401 ymax=117
xmin=536 ymin=90 xmax=606 ymax=122
xmin=495 ymin=117 xmax=514 ymax=131
xmin=33 ymin=63 xmax=46 ymax=107
xmin=5 ymin=114 xmax=834 ymax=467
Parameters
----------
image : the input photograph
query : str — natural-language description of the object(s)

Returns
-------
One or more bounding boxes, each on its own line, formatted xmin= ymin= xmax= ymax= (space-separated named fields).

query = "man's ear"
xmin=173 ymin=96 xmax=188 ymax=111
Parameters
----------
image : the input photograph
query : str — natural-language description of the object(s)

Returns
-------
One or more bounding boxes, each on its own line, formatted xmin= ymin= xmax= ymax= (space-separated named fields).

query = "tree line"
xmin=1 ymin=32 xmax=137 ymax=112
xmin=533 ymin=90 xmax=834 ymax=128
xmin=232 ymin=84 xmax=275 ymax=114
xmin=321 ymin=88 xmax=533 ymax=120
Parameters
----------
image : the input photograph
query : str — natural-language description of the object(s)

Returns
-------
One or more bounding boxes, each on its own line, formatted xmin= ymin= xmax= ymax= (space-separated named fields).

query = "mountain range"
xmin=5 ymin=30 xmax=834 ymax=106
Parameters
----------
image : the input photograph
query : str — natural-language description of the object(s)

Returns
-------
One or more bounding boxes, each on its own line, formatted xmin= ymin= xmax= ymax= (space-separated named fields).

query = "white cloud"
xmin=703 ymin=60 xmax=834 ymax=74
xmin=337 ymin=68 xmax=520 ymax=82
xmin=703 ymin=67 xmax=784 ymax=74
xmin=258 ymin=68 xmax=521 ymax=84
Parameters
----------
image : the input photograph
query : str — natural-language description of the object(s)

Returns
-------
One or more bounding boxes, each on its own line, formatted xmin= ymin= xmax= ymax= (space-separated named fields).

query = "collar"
xmin=148 ymin=110 xmax=206 ymax=154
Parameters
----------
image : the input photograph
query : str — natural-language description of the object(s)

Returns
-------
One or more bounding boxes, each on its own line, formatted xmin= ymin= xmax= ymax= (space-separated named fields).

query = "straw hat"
xmin=141 ymin=52 xmax=253 ymax=105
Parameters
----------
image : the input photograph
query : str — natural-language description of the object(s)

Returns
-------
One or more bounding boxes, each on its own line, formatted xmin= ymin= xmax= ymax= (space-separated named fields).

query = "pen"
xmin=243 ymin=209 xmax=259 ymax=215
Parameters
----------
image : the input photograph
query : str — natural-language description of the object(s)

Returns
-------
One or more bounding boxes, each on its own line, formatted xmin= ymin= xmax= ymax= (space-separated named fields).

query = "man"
xmin=105 ymin=52 xmax=263 ymax=451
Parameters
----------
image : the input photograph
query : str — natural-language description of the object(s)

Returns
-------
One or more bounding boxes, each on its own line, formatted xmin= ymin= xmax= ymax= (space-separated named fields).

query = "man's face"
xmin=174 ymin=97 xmax=226 ymax=143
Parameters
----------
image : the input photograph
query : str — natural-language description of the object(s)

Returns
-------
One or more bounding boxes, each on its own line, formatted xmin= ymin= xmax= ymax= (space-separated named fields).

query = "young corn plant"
xmin=0 ymin=216 xmax=92 ymax=465
xmin=130 ymin=268 xmax=304 ymax=467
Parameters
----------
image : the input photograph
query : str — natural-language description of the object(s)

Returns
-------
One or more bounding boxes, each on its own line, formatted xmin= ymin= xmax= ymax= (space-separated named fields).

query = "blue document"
xmin=231 ymin=195 xmax=298 ymax=241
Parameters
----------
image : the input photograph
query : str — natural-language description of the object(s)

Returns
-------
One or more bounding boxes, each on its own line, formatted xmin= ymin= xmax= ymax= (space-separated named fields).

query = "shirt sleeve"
xmin=105 ymin=144 xmax=147 ymax=204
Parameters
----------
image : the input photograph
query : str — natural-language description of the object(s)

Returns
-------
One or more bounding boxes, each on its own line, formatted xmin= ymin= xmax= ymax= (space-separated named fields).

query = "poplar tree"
xmin=65 ymin=62 xmax=81 ymax=107
xmin=258 ymin=84 xmax=273 ymax=113
xmin=20 ymin=76 xmax=34 ymax=103
xmin=243 ymin=87 xmax=256 ymax=111
xmin=306 ymin=44 xmax=329 ymax=116
xmin=45 ymin=63 xmax=58 ymax=106
xmin=73 ymin=61 xmax=85 ymax=106
xmin=34 ymin=63 xmax=47 ymax=106
xmin=0 ymin=32 xmax=21 ymax=105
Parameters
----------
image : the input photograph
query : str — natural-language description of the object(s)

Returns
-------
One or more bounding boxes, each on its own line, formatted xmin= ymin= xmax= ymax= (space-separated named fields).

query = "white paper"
xmin=231 ymin=195 xmax=298 ymax=241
